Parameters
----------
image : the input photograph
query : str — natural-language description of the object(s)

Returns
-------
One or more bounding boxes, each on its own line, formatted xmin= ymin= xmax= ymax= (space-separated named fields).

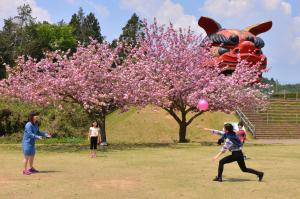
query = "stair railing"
xmin=236 ymin=107 xmax=256 ymax=138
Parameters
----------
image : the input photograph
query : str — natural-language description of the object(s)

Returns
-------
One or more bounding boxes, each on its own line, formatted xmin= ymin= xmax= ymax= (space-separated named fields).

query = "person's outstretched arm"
xmin=201 ymin=127 xmax=225 ymax=137
xmin=25 ymin=124 xmax=42 ymax=140
xmin=213 ymin=139 xmax=233 ymax=160
xmin=213 ymin=151 xmax=225 ymax=161
xmin=37 ymin=127 xmax=51 ymax=138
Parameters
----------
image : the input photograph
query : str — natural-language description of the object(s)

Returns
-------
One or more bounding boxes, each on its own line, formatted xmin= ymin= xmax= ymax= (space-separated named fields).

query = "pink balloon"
xmin=197 ymin=99 xmax=209 ymax=111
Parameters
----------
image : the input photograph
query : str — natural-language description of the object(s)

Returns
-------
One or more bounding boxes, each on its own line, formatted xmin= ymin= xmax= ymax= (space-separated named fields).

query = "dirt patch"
xmin=93 ymin=178 xmax=142 ymax=190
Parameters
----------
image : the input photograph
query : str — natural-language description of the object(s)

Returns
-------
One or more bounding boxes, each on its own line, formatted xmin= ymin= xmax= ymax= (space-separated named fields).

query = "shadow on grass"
xmin=105 ymin=143 xmax=172 ymax=150
xmin=0 ymin=141 xmax=235 ymax=153
xmin=0 ymin=143 xmax=174 ymax=153
xmin=38 ymin=170 xmax=62 ymax=173
xmin=224 ymin=178 xmax=253 ymax=182
xmin=40 ymin=143 xmax=176 ymax=152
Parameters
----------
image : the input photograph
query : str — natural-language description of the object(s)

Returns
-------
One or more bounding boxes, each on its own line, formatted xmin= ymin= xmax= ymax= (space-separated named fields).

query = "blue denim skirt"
xmin=22 ymin=144 xmax=36 ymax=156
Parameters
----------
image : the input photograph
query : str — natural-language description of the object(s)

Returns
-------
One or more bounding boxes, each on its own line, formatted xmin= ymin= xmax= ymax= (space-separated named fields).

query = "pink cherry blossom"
xmin=0 ymin=39 xmax=123 ymax=143
xmin=117 ymin=20 xmax=270 ymax=142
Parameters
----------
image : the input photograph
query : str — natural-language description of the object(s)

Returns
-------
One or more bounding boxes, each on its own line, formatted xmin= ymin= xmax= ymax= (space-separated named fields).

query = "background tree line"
xmin=262 ymin=77 xmax=300 ymax=95
xmin=0 ymin=4 xmax=144 ymax=79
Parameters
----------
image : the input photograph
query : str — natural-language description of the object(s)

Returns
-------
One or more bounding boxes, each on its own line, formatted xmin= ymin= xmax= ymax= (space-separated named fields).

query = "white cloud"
xmin=263 ymin=0 xmax=280 ymax=10
xmin=280 ymin=1 xmax=291 ymax=15
xmin=0 ymin=0 xmax=51 ymax=27
xmin=120 ymin=0 xmax=204 ymax=34
xmin=120 ymin=0 xmax=159 ymax=16
xmin=65 ymin=0 xmax=110 ymax=18
xmin=263 ymin=0 xmax=291 ymax=15
xmin=201 ymin=0 xmax=253 ymax=18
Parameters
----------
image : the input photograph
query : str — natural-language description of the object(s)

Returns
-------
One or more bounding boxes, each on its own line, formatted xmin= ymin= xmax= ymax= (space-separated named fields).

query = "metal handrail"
xmin=236 ymin=107 xmax=256 ymax=138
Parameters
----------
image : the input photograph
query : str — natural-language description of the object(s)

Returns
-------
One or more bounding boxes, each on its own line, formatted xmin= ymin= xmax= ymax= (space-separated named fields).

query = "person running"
xmin=202 ymin=123 xmax=264 ymax=182
xmin=88 ymin=121 xmax=101 ymax=158
xmin=22 ymin=112 xmax=51 ymax=175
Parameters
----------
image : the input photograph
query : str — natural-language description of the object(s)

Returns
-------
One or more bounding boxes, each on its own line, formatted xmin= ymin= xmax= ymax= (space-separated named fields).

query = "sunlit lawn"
xmin=1 ymin=143 xmax=300 ymax=199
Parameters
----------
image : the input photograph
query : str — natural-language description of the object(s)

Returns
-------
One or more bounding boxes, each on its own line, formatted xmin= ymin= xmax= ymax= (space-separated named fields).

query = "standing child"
xmin=22 ymin=112 xmax=51 ymax=175
xmin=236 ymin=122 xmax=247 ymax=159
xmin=88 ymin=121 xmax=101 ymax=158
xmin=236 ymin=122 xmax=246 ymax=144
xmin=202 ymin=123 xmax=264 ymax=182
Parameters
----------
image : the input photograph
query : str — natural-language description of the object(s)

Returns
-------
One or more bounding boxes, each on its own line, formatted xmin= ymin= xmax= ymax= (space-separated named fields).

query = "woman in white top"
xmin=88 ymin=121 xmax=101 ymax=158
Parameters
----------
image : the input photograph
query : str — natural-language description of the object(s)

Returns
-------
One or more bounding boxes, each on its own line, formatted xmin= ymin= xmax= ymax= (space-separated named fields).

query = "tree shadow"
xmin=1 ymin=141 xmax=222 ymax=153
xmin=33 ymin=142 xmax=175 ymax=153
xmin=100 ymin=143 xmax=174 ymax=152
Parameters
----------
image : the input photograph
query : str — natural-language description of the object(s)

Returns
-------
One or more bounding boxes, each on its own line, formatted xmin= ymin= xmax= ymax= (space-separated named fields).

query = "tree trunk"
xmin=179 ymin=122 xmax=188 ymax=143
xmin=99 ymin=113 xmax=107 ymax=145
xmin=179 ymin=108 xmax=187 ymax=143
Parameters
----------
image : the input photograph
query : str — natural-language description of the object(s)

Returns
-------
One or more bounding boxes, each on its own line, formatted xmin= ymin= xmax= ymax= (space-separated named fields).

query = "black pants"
xmin=90 ymin=137 xmax=98 ymax=150
xmin=218 ymin=150 xmax=262 ymax=178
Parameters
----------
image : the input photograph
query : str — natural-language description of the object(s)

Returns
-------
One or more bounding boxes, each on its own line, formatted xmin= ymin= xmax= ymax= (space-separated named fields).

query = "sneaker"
xmin=258 ymin=172 xmax=264 ymax=181
xmin=213 ymin=176 xmax=222 ymax=182
xmin=28 ymin=167 xmax=39 ymax=173
xmin=23 ymin=170 xmax=32 ymax=175
xmin=100 ymin=142 xmax=108 ymax=146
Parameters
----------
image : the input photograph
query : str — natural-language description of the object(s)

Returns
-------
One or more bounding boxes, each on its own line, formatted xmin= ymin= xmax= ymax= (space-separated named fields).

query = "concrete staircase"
xmin=239 ymin=99 xmax=300 ymax=139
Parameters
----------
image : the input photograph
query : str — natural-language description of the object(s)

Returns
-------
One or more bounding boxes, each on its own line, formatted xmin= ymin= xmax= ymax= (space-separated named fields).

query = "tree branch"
xmin=163 ymin=107 xmax=181 ymax=124
xmin=186 ymin=107 xmax=196 ymax=114
xmin=186 ymin=111 xmax=203 ymax=126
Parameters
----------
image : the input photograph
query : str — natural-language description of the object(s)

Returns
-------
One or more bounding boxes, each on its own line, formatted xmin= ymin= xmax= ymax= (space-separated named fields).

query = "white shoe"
xmin=100 ymin=142 xmax=108 ymax=146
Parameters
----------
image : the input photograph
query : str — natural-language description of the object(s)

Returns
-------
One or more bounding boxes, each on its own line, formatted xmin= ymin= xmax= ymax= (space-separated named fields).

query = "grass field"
xmin=2 ymin=106 xmax=297 ymax=198
xmin=1 ymin=143 xmax=300 ymax=199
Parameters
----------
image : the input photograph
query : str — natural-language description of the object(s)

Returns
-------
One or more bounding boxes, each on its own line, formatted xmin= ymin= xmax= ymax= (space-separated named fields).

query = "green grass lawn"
xmin=1 ymin=143 xmax=300 ymax=199
xmin=100 ymin=106 xmax=242 ymax=143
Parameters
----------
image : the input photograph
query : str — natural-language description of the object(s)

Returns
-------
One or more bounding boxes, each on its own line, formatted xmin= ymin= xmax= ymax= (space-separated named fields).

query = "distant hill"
xmin=262 ymin=77 xmax=300 ymax=93
xmin=262 ymin=77 xmax=300 ymax=99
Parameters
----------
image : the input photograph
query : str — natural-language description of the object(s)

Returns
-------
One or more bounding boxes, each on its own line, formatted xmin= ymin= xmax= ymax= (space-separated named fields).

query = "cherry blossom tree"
xmin=118 ymin=20 xmax=269 ymax=142
xmin=0 ymin=40 xmax=123 ymax=144
xmin=0 ymin=20 xmax=270 ymax=143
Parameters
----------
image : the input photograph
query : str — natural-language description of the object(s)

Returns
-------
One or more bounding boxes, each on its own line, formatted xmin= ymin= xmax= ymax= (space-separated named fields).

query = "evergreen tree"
xmin=112 ymin=13 xmax=144 ymax=62
xmin=69 ymin=8 xmax=104 ymax=44
xmin=0 ymin=4 xmax=77 ymax=79
xmin=84 ymin=13 xmax=104 ymax=43
xmin=119 ymin=13 xmax=144 ymax=46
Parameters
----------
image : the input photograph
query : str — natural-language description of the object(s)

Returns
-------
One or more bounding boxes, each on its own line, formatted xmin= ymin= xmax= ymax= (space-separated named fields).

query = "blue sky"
xmin=0 ymin=0 xmax=299 ymax=84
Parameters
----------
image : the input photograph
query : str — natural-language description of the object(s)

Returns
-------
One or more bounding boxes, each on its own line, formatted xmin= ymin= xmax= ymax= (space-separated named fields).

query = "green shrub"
xmin=0 ymin=98 xmax=90 ymax=138
xmin=0 ymin=108 xmax=24 ymax=136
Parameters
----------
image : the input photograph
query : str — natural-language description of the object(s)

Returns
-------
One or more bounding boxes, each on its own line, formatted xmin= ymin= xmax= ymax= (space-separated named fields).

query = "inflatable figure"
xmin=198 ymin=16 xmax=272 ymax=76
